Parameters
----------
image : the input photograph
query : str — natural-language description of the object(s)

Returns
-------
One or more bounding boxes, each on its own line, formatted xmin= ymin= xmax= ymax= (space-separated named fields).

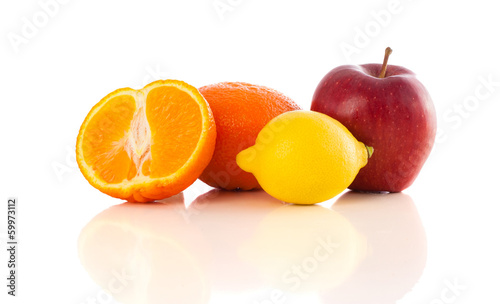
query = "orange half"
xmin=76 ymin=80 xmax=216 ymax=202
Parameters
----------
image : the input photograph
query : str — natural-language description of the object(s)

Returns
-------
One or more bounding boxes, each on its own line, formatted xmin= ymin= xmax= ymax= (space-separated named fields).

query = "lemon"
xmin=236 ymin=110 xmax=373 ymax=204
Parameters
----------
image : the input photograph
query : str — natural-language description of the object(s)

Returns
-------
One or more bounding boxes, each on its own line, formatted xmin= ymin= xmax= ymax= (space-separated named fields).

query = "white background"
xmin=1 ymin=0 xmax=500 ymax=303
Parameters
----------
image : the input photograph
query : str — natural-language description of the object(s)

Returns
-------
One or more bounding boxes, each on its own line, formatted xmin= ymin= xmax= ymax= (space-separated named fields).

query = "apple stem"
xmin=378 ymin=47 xmax=393 ymax=78
xmin=366 ymin=145 xmax=374 ymax=159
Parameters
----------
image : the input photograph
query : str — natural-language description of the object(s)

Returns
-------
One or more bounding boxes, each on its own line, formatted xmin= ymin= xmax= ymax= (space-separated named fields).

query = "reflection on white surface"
xmin=78 ymin=190 xmax=426 ymax=304
xmin=241 ymin=202 xmax=367 ymax=294
xmin=78 ymin=193 xmax=212 ymax=304
xmin=187 ymin=190 xmax=286 ymax=293
xmin=323 ymin=191 xmax=427 ymax=303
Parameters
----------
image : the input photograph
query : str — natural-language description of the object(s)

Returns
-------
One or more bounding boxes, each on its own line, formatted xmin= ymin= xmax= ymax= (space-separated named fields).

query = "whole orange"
xmin=198 ymin=82 xmax=301 ymax=190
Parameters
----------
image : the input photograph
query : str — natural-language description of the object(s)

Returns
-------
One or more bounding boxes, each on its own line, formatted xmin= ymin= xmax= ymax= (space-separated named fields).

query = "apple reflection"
xmin=321 ymin=191 xmax=427 ymax=303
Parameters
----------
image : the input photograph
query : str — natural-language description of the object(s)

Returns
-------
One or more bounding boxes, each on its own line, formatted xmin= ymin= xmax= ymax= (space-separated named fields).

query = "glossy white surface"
xmin=78 ymin=190 xmax=427 ymax=304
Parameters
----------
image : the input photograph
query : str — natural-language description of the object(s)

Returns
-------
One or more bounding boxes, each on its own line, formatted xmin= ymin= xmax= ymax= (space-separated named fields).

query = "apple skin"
xmin=311 ymin=64 xmax=436 ymax=192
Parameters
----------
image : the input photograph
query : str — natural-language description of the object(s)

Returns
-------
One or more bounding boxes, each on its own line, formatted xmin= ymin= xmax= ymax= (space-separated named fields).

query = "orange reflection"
xmin=78 ymin=193 xmax=211 ymax=304
xmin=186 ymin=190 xmax=287 ymax=292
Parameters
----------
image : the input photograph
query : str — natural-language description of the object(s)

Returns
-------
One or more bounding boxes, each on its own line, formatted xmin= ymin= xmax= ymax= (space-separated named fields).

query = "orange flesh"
xmin=147 ymin=86 xmax=202 ymax=178
xmin=81 ymin=87 xmax=202 ymax=184
xmin=82 ymin=95 xmax=136 ymax=184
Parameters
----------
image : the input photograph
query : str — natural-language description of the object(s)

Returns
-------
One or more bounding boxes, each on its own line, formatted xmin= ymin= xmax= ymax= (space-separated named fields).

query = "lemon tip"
xmin=236 ymin=147 xmax=256 ymax=173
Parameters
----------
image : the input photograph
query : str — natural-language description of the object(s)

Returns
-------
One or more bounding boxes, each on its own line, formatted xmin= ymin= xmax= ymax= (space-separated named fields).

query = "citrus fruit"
xmin=76 ymin=80 xmax=216 ymax=202
xmin=236 ymin=110 xmax=373 ymax=204
xmin=198 ymin=82 xmax=301 ymax=190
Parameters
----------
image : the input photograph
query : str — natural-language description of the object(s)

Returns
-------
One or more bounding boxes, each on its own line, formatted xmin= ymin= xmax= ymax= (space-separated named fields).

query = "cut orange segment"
xmin=76 ymin=80 xmax=216 ymax=202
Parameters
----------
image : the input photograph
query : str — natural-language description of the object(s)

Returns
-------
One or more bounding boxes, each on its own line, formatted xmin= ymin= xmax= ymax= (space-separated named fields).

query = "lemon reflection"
xmin=241 ymin=203 xmax=367 ymax=293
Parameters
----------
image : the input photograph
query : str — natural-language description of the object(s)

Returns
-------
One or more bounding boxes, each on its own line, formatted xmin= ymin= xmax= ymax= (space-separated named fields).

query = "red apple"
xmin=311 ymin=48 xmax=436 ymax=192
